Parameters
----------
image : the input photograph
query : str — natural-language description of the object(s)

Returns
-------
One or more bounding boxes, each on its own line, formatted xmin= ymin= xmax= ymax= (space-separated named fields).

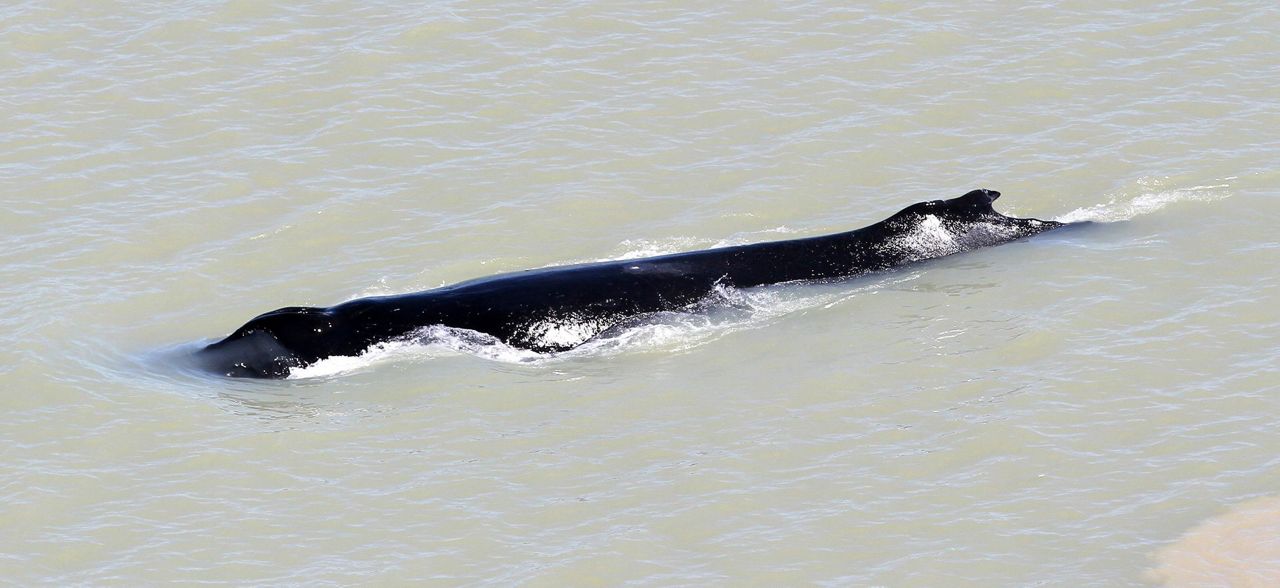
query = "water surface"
xmin=2 ymin=1 xmax=1277 ymax=585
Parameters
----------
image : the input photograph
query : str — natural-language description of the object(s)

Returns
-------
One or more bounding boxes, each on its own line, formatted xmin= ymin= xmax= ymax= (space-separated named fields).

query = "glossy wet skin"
xmin=197 ymin=189 xmax=1066 ymax=378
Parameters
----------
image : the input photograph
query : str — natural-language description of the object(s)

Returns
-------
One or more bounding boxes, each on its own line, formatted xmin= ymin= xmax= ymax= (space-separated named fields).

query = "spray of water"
xmin=288 ymin=274 xmax=913 ymax=379
xmin=1055 ymin=177 xmax=1233 ymax=223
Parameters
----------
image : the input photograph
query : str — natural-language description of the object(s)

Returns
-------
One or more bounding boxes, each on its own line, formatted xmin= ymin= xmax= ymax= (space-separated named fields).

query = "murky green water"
xmin=2 ymin=1 xmax=1277 ymax=585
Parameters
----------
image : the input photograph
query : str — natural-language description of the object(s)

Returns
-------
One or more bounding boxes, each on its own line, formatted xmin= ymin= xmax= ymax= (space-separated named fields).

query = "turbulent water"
xmin=2 ymin=1 xmax=1277 ymax=585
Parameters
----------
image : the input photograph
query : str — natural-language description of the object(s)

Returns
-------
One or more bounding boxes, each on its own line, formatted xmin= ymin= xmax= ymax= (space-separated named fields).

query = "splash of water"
xmin=1055 ymin=177 xmax=1233 ymax=223
xmin=885 ymin=214 xmax=962 ymax=261
xmin=603 ymin=226 xmax=799 ymax=262
xmin=285 ymin=275 xmax=908 ymax=379
xmin=878 ymin=214 xmax=1037 ymax=264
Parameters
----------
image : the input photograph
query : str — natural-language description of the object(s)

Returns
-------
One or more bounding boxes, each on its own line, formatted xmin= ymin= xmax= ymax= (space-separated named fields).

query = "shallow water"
xmin=1148 ymin=495 xmax=1280 ymax=587
xmin=2 ymin=0 xmax=1278 ymax=585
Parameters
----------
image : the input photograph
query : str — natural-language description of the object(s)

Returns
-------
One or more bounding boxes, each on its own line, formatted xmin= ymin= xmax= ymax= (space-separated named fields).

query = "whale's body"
xmin=199 ymin=189 xmax=1066 ymax=378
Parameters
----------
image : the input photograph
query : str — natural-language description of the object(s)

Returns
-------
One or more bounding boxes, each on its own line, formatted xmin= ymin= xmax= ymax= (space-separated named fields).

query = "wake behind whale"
xmin=197 ymin=189 xmax=1072 ymax=378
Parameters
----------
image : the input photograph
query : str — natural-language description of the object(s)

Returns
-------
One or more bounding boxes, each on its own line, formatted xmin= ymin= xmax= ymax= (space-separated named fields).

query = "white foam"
xmin=603 ymin=227 xmax=797 ymax=261
xmin=287 ymin=325 xmax=546 ymax=379
xmin=287 ymin=339 xmax=426 ymax=379
xmin=1055 ymin=178 xmax=1233 ymax=223
xmin=283 ymin=276 xmax=906 ymax=378
xmin=604 ymin=237 xmax=711 ymax=261
xmin=879 ymin=214 xmax=962 ymax=262
xmin=520 ymin=315 xmax=609 ymax=350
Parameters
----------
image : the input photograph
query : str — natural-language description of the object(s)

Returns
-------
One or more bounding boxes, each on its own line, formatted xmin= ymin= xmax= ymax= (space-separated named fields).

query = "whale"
xmin=197 ymin=189 xmax=1067 ymax=378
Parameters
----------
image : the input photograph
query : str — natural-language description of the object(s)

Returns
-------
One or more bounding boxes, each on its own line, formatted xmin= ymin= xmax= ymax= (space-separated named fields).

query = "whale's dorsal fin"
xmin=950 ymin=189 xmax=1000 ymax=214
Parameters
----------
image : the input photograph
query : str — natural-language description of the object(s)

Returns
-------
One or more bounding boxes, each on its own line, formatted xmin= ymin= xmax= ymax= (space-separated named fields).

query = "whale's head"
xmin=197 ymin=306 xmax=355 ymax=378
xmin=881 ymin=189 xmax=1064 ymax=258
